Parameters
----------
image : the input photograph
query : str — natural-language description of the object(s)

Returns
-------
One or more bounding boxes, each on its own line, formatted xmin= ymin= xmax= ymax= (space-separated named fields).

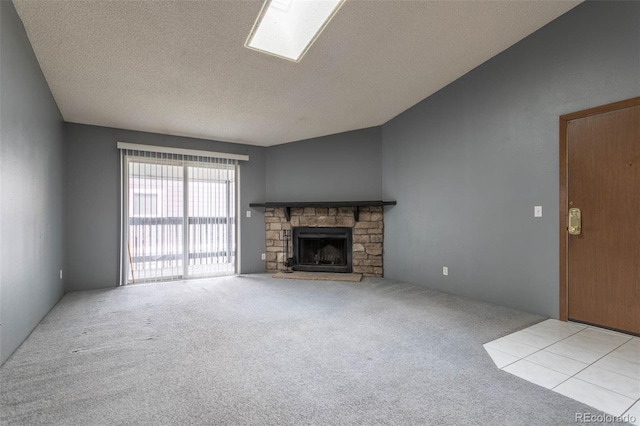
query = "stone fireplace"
xmin=264 ymin=206 xmax=384 ymax=277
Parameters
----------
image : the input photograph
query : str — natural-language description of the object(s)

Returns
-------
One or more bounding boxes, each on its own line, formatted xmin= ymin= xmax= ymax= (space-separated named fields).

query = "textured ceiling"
xmin=13 ymin=0 xmax=581 ymax=147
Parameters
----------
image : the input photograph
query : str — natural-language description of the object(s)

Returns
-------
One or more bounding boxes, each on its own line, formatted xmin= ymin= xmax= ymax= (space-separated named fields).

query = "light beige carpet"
xmin=1 ymin=274 xmax=594 ymax=425
xmin=272 ymin=271 xmax=363 ymax=282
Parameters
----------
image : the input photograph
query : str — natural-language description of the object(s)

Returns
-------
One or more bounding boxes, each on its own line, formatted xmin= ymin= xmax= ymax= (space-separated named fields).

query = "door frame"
xmin=559 ymin=96 xmax=640 ymax=321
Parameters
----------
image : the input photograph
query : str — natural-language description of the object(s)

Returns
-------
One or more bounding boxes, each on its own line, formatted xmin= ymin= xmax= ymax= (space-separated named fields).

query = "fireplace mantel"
xmin=249 ymin=200 xmax=396 ymax=221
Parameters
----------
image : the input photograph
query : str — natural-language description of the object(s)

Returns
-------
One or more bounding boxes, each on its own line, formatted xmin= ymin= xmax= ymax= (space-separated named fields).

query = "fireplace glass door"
xmin=293 ymin=227 xmax=352 ymax=273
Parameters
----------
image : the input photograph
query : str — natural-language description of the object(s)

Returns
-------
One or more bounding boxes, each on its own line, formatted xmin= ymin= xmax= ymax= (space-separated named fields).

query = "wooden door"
xmin=561 ymin=98 xmax=640 ymax=335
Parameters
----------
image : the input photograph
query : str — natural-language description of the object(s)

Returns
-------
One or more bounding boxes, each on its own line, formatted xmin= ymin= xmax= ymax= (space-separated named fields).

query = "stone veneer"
xmin=264 ymin=206 xmax=384 ymax=277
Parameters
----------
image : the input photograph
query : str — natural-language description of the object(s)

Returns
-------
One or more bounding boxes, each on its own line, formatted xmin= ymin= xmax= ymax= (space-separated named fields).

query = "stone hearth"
xmin=264 ymin=206 xmax=384 ymax=277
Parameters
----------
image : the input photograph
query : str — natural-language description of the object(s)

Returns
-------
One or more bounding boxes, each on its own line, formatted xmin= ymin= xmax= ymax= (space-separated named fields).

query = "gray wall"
xmin=0 ymin=1 xmax=65 ymax=365
xmin=266 ymin=127 xmax=382 ymax=201
xmin=65 ymin=124 xmax=266 ymax=291
xmin=381 ymin=0 xmax=640 ymax=318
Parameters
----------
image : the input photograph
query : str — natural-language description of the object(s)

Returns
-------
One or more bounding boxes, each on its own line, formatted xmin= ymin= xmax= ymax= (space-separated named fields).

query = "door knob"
xmin=568 ymin=208 xmax=581 ymax=235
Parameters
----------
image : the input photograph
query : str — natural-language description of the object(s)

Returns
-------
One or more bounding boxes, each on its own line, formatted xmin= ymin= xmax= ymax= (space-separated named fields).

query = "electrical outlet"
xmin=443 ymin=267 xmax=448 ymax=276
xmin=59 ymin=269 xmax=63 ymax=280
xmin=261 ymin=253 xmax=266 ymax=261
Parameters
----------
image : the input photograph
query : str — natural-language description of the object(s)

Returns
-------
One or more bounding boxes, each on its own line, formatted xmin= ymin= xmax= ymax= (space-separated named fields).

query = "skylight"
xmin=245 ymin=0 xmax=344 ymax=62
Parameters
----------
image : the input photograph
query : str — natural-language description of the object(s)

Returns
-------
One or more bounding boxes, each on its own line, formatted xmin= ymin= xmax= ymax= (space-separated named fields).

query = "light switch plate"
xmin=534 ymin=206 xmax=542 ymax=218
xmin=246 ymin=210 xmax=251 ymax=218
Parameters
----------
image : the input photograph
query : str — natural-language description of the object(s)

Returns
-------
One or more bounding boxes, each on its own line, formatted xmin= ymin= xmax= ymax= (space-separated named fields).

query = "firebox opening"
xmin=293 ymin=227 xmax=352 ymax=273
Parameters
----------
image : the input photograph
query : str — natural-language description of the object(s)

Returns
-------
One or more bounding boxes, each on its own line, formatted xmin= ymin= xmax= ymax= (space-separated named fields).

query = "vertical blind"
xmin=119 ymin=144 xmax=243 ymax=285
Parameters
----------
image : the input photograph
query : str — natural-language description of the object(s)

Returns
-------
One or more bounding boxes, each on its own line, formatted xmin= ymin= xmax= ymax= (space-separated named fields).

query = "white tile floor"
xmin=484 ymin=319 xmax=640 ymax=424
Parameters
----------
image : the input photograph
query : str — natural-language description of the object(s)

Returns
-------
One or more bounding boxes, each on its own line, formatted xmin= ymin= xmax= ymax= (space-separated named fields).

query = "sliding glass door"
xmin=127 ymin=159 xmax=184 ymax=282
xmin=186 ymin=164 xmax=235 ymax=278
xmin=122 ymin=151 xmax=236 ymax=284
